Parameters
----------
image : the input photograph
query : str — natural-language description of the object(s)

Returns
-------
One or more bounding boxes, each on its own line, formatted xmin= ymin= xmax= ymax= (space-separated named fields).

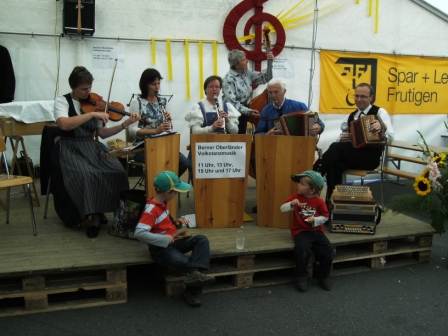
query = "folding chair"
xmin=0 ymin=129 xmax=37 ymax=236
xmin=342 ymin=143 xmax=388 ymax=210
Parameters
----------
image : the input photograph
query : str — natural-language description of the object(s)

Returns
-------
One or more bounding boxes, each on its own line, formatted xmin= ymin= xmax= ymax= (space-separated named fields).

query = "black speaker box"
xmin=63 ymin=0 xmax=95 ymax=35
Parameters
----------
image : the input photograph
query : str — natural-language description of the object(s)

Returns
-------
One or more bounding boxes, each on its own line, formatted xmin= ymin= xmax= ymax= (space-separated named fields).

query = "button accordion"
xmin=350 ymin=115 xmax=386 ymax=148
xmin=329 ymin=185 xmax=379 ymax=235
xmin=274 ymin=111 xmax=319 ymax=137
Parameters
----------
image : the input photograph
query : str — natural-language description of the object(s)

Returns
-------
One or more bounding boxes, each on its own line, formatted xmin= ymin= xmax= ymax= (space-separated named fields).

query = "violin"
xmin=81 ymin=92 xmax=130 ymax=122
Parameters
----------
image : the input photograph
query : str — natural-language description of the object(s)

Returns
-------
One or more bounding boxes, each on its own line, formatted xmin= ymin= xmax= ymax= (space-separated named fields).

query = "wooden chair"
xmin=342 ymin=143 xmax=389 ymax=210
xmin=124 ymin=128 xmax=146 ymax=189
xmin=0 ymin=129 xmax=37 ymax=236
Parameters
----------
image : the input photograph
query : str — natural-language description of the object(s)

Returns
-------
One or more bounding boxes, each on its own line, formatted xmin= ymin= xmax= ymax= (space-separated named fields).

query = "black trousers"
xmin=293 ymin=230 xmax=334 ymax=280
xmin=237 ymin=114 xmax=249 ymax=134
xmin=321 ymin=142 xmax=381 ymax=200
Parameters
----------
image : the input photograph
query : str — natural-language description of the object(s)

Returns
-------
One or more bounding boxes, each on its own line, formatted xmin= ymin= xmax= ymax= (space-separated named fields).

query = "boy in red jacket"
xmin=280 ymin=170 xmax=334 ymax=292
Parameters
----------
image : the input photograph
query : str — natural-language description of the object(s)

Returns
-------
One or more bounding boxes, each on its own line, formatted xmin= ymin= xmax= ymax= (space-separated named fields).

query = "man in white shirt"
xmin=318 ymin=82 xmax=394 ymax=202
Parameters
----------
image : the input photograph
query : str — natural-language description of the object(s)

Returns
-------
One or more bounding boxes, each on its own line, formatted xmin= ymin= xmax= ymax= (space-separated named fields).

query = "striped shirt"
xmin=134 ymin=198 xmax=177 ymax=248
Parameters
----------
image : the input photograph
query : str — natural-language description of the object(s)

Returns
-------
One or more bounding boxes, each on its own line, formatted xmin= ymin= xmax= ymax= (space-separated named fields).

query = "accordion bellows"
xmin=274 ymin=111 xmax=319 ymax=136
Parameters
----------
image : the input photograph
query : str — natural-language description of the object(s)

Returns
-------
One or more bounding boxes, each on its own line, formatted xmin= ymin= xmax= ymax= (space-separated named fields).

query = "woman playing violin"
xmin=222 ymin=49 xmax=274 ymax=134
xmin=128 ymin=68 xmax=189 ymax=177
xmin=52 ymin=66 xmax=140 ymax=238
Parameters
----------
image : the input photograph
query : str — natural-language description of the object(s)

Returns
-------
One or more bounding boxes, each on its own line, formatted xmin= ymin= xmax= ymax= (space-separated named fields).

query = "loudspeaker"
xmin=63 ymin=0 xmax=95 ymax=35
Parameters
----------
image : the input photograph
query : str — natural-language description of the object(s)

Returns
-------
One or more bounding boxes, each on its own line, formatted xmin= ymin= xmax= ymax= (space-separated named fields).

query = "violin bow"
xmin=104 ymin=58 xmax=118 ymax=114
xmin=263 ymin=26 xmax=273 ymax=81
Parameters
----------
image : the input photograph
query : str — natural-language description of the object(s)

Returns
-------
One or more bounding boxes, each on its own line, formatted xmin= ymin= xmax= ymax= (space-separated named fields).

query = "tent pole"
xmin=307 ymin=0 xmax=319 ymax=108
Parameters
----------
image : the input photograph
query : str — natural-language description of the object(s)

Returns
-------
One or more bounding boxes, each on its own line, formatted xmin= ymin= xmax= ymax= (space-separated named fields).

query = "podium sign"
xmin=255 ymin=135 xmax=316 ymax=228
xmin=191 ymin=134 xmax=252 ymax=228
xmin=144 ymin=134 xmax=180 ymax=218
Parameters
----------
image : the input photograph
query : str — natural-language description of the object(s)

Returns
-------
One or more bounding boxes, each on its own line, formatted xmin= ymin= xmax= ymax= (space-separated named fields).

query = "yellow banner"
xmin=319 ymin=50 xmax=448 ymax=114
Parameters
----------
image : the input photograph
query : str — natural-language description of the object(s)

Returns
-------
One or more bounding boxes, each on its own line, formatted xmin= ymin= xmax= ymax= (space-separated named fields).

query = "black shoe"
xmin=319 ymin=278 xmax=333 ymax=291
xmin=296 ymin=278 xmax=308 ymax=292
xmin=99 ymin=213 xmax=108 ymax=225
xmin=184 ymin=271 xmax=215 ymax=287
xmin=252 ymin=206 xmax=257 ymax=213
xmin=86 ymin=225 xmax=100 ymax=238
xmin=184 ymin=292 xmax=201 ymax=307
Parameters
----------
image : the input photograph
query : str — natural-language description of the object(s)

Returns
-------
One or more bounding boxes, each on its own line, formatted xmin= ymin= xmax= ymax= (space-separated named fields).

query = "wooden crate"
xmin=0 ymin=267 xmax=127 ymax=317
xmin=163 ymin=233 xmax=433 ymax=297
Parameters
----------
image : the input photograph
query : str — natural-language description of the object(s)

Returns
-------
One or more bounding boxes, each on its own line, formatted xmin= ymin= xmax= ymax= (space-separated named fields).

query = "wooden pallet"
xmin=0 ymin=267 xmax=127 ymax=317
xmin=163 ymin=233 xmax=433 ymax=297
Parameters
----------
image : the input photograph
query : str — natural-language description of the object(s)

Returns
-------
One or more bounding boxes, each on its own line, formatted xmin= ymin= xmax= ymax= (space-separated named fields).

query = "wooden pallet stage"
xmin=163 ymin=220 xmax=434 ymax=297
xmin=0 ymin=182 xmax=435 ymax=315
xmin=0 ymin=267 xmax=127 ymax=317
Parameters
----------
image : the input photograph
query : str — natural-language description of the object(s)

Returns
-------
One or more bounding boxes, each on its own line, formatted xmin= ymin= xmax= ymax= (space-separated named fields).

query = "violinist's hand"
xmin=93 ymin=112 xmax=109 ymax=124
xmin=266 ymin=127 xmax=282 ymax=135
xmin=212 ymin=119 xmax=224 ymax=131
xmin=309 ymin=123 xmax=322 ymax=136
xmin=127 ymin=112 xmax=141 ymax=125
xmin=266 ymin=51 xmax=274 ymax=60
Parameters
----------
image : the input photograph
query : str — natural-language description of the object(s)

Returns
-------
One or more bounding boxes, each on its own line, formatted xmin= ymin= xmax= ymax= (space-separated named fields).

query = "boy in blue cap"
xmin=134 ymin=171 xmax=215 ymax=307
xmin=280 ymin=170 xmax=334 ymax=292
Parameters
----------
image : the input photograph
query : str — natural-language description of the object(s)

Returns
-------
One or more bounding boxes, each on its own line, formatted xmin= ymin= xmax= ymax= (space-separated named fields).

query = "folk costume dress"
xmin=128 ymin=95 xmax=189 ymax=177
xmin=184 ymin=97 xmax=240 ymax=134
xmin=51 ymin=94 xmax=129 ymax=226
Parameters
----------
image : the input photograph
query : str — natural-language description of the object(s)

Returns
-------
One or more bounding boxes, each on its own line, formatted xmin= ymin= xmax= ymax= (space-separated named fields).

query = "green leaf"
xmin=430 ymin=209 xmax=447 ymax=234
xmin=388 ymin=194 xmax=438 ymax=215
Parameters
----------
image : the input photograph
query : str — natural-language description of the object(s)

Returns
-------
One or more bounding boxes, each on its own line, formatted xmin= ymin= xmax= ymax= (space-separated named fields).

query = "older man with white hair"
xmin=254 ymin=78 xmax=324 ymax=135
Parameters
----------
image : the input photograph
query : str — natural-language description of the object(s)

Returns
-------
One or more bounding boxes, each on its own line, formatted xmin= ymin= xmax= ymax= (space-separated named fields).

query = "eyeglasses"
xmin=354 ymin=94 xmax=371 ymax=99
xmin=268 ymin=90 xmax=282 ymax=95
xmin=207 ymin=85 xmax=221 ymax=89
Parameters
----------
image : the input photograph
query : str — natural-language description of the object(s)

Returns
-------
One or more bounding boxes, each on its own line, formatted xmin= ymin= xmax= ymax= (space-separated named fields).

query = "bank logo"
xmin=336 ymin=57 xmax=378 ymax=107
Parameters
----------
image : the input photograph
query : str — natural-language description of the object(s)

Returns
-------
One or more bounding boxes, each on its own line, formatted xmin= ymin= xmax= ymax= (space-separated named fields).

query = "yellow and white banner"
xmin=319 ymin=50 xmax=448 ymax=114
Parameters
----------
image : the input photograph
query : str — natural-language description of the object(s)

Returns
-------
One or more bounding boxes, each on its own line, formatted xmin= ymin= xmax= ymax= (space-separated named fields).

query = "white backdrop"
xmin=1 ymin=0 xmax=448 ymax=174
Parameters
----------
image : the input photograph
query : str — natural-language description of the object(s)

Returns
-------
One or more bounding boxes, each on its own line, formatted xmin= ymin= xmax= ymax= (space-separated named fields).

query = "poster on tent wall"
xmin=319 ymin=50 xmax=448 ymax=114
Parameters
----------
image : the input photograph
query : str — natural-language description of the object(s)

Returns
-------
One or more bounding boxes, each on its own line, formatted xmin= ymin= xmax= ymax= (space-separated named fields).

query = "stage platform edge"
xmin=0 ymin=179 xmax=435 ymax=315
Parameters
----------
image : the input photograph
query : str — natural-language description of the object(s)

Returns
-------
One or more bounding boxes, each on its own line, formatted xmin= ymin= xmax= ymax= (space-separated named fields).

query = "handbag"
xmin=109 ymin=189 xmax=146 ymax=239
xmin=12 ymin=150 xmax=33 ymax=176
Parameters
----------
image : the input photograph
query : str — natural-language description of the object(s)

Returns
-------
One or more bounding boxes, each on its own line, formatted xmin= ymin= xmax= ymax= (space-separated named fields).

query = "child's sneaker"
xmin=296 ymin=278 xmax=308 ymax=292
xmin=319 ymin=278 xmax=333 ymax=291
xmin=184 ymin=271 xmax=215 ymax=287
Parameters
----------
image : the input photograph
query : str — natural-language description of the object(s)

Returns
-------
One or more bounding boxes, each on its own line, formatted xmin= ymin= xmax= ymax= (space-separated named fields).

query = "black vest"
xmin=60 ymin=93 xmax=77 ymax=138
xmin=347 ymin=105 xmax=380 ymax=126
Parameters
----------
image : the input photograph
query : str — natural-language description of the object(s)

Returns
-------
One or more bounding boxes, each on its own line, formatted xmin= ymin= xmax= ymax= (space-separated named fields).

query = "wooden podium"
xmin=144 ymin=134 xmax=180 ymax=218
xmin=255 ymin=135 xmax=316 ymax=228
xmin=191 ymin=134 xmax=252 ymax=228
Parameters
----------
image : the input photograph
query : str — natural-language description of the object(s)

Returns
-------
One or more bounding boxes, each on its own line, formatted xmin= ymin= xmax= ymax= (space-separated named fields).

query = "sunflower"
xmin=419 ymin=167 xmax=430 ymax=179
xmin=434 ymin=153 xmax=446 ymax=165
xmin=413 ymin=175 xmax=431 ymax=196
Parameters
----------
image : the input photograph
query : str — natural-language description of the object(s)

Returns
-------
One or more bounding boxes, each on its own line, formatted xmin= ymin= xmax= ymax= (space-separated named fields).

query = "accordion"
xmin=350 ymin=115 xmax=386 ymax=148
xmin=329 ymin=185 xmax=378 ymax=235
xmin=274 ymin=111 xmax=319 ymax=137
